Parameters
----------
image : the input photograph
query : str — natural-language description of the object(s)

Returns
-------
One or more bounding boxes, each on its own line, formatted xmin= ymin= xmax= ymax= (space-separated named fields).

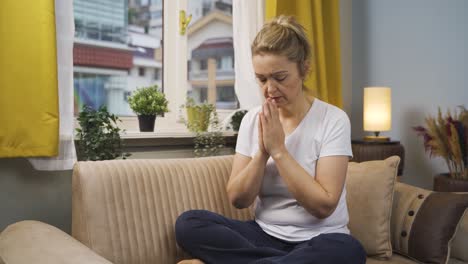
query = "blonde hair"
xmin=251 ymin=15 xmax=311 ymax=77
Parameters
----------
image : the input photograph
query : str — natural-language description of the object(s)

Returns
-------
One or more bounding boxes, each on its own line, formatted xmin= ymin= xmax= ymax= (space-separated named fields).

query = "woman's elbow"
xmin=307 ymin=203 xmax=337 ymax=219
xmin=227 ymin=189 xmax=251 ymax=209
xmin=315 ymin=208 xmax=334 ymax=219
xmin=232 ymin=199 xmax=250 ymax=209
xmin=227 ymin=187 xmax=249 ymax=209
xmin=229 ymin=196 xmax=250 ymax=209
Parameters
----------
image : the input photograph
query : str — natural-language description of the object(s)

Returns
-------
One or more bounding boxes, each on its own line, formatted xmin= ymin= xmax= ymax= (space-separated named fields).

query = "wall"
xmin=351 ymin=0 xmax=468 ymax=188
xmin=0 ymin=159 xmax=72 ymax=233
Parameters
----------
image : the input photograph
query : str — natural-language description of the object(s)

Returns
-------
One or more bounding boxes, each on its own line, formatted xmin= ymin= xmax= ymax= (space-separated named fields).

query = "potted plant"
xmin=193 ymin=110 xmax=225 ymax=158
xmin=229 ymin=109 xmax=248 ymax=132
xmin=181 ymin=97 xmax=225 ymax=157
xmin=128 ymin=85 xmax=169 ymax=132
xmin=76 ymin=105 xmax=131 ymax=161
xmin=183 ymin=97 xmax=214 ymax=133
xmin=414 ymin=106 xmax=467 ymax=191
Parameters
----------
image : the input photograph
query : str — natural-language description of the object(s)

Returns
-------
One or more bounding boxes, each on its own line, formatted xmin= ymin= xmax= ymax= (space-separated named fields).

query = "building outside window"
xmin=73 ymin=0 xmax=236 ymax=131
xmin=73 ymin=0 xmax=162 ymax=117
xmin=187 ymin=0 xmax=237 ymax=109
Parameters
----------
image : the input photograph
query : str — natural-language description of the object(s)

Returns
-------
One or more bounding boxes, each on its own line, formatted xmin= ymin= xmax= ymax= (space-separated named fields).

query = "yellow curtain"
xmin=0 ymin=0 xmax=59 ymax=157
xmin=265 ymin=0 xmax=343 ymax=108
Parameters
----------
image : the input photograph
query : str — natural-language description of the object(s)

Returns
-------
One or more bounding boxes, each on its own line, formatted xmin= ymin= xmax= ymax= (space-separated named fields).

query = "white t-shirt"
xmin=235 ymin=98 xmax=353 ymax=242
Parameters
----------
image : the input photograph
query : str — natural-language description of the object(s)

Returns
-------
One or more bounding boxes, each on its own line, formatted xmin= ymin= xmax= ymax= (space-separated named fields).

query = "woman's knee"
xmin=311 ymin=234 xmax=366 ymax=264
xmin=175 ymin=211 xmax=199 ymax=243
xmin=338 ymin=235 xmax=366 ymax=264
xmin=175 ymin=210 xmax=214 ymax=248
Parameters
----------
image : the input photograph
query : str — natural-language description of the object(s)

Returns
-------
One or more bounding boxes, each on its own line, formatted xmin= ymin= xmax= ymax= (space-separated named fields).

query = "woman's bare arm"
xmin=226 ymin=152 xmax=268 ymax=209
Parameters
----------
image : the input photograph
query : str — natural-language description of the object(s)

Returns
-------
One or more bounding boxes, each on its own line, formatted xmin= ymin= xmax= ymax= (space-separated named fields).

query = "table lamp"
xmin=363 ymin=87 xmax=391 ymax=142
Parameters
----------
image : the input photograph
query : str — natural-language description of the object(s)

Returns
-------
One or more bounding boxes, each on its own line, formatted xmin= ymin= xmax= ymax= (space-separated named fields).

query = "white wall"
xmin=351 ymin=0 xmax=468 ymax=188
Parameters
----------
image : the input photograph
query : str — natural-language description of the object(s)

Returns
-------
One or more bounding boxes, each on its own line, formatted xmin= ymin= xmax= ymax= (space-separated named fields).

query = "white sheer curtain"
xmin=29 ymin=0 xmax=76 ymax=171
xmin=232 ymin=0 xmax=264 ymax=110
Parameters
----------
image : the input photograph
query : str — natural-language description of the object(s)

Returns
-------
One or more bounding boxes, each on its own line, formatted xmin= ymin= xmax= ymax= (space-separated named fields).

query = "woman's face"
xmin=252 ymin=53 xmax=304 ymax=107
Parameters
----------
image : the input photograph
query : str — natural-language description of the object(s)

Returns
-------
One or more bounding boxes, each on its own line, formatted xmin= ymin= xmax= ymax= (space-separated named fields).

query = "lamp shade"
xmin=363 ymin=87 xmax=392 ymax=132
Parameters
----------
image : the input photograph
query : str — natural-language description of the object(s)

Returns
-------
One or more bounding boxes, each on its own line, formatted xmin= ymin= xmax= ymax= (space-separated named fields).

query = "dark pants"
xmin=175 ymin=210 xmax=366 ymax=264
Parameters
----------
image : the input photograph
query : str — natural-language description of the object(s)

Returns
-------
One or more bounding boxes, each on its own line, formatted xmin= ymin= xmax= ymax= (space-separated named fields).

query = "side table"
xmin=351 ymin=140 xmax=405 ymax=176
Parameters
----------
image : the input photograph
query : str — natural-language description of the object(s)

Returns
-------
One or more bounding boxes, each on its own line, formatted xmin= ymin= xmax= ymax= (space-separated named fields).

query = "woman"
xmin=175 ymin=15 xmax=366 ymax=264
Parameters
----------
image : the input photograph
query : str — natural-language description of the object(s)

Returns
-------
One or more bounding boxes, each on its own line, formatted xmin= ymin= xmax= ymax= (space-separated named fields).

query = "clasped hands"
xmin=258 ymin=98 xmax=287 ymax=160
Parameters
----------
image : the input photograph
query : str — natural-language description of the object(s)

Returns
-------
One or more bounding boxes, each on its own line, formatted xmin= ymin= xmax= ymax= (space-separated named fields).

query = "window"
xmin=73 ymin=0 xmax=162 ymax=119
xmin=154 ymin=68 xmax=161 ymax=80
xmin=186 ymin=0 xmax=237 ymax=112
xmin=202 ymin=0 xmax=211 ymax=16
xmin=217 ymin=86 xmax=238 ymax=109
xmin=73 ymin=0 xmax=238 ymax=132
xmin=199 ymin=59 xmax=208 ymax=70
xmin=124 ymin=91 xmax=132 ymax=102
xmin=151 ymin=10 xmax=162 ymax=19
xmin=74 ymin=71 xmax=130 ymax=115
xmin=138 ymin=67 xmax=145 ymax=77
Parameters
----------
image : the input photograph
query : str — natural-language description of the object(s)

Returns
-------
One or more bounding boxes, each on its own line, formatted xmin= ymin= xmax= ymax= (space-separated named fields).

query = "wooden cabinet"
xmin=351 ymin=140 xmax=405 ymax=176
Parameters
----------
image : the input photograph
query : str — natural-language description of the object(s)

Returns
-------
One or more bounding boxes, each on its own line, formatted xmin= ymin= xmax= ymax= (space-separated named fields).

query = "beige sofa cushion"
xmin=346 ymin=156 xmax=400 ymax=259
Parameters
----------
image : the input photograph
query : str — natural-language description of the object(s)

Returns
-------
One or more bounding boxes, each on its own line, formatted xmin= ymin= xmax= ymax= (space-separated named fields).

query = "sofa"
xmin=0 ymin=155 xmax=467 ymax=264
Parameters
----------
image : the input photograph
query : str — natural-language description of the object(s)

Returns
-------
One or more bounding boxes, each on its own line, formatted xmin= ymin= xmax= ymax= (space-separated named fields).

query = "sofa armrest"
xmin=0 ymin=221 xmax=112 ymax=264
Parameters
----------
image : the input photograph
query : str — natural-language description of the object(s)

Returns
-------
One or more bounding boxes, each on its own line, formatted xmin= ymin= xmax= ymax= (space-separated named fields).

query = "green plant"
xmin=414 ymin=106 xmax=467 ymax=180
xmin=76 ymin=105 xmax=131 ymax=161
xmin=182 ymin=97 xmax=215 ymax=132
xmin=193 ymin=109 xmax=225 ymax=157
xmin=230 ymin=109 xmax=248 ymax=132
xmin=128 ymin=85 xmax=169 ymax=115
xmin=181 ymin=98 xmax=225 ymax=157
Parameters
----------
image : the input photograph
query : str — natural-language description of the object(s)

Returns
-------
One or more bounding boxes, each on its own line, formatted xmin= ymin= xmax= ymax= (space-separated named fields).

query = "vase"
xmin=137 ymin=115 xmax=156 ymax=132
xmin=433 ymin=173 xmax=468 ymax=192
xmin=186 ymin=107 xmax=211 ymax=132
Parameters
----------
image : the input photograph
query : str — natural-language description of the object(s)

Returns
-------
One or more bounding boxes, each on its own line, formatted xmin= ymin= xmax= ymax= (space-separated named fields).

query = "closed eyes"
xmin=256 ymin=75 xmax=287 ymax=83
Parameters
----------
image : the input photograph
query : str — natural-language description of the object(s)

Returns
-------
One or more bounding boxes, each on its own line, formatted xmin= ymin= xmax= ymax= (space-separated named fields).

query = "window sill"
xmin=74 ymin=110 xmax=240 ymax=153
xmin=121 ymin=130 xmax=238 ymax=149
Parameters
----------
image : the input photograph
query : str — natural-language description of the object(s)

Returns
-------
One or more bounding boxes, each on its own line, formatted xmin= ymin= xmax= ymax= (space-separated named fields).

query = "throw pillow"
xmin=392 ymin=185 xmax=468 ymax=264
xmin=346 ymin=156 xmax=400 ymax=259
xmin=451 ymin=209 xmax=468 ymax=262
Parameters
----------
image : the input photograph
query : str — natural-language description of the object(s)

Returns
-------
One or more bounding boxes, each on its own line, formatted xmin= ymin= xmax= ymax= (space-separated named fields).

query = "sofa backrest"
xmin=72 ymin=155 xmax=252 ymax=264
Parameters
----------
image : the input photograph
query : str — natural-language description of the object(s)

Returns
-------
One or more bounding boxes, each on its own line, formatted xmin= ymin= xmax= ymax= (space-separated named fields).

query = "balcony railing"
xmin=189 ymin=69 xmax=235 ymax=80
